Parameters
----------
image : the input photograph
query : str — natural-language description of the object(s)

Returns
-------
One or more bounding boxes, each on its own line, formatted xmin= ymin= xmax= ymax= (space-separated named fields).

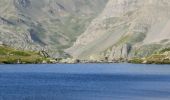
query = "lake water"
xmin=0 ymin=64 xmax=170 ymax=100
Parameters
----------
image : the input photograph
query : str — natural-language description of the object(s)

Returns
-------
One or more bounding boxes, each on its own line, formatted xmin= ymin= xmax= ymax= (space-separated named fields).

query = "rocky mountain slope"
xmin=66 ymin=0 xmax=170 ymax=61
xmin=1 ymin=0 xmax=170 ymax=62
xmin=0 ymin=0 xmax=107 ymax=57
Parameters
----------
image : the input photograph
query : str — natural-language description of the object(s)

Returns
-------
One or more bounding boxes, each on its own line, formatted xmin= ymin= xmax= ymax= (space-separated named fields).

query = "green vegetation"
xmin=129 ymin=47 xmax=170 ymax=64
xmin=0 ymin=45 xmax=46 ymax=64
xmin=128 ymin=58 xmax=143 ymax=64
xmin=10 ymin=51 xmax=31 ymax=56
xmin=145 ymin=54 xmax=170 ymax=64
xmin=115 ymin=35 xmax=130 ymax=46
xmin=159 ymin=48 xmax=170 ymax=53
xmin=131 ymin=44 xmax=162 ymax=57
xmin=115 ymin=32 xmax=146 ymax=46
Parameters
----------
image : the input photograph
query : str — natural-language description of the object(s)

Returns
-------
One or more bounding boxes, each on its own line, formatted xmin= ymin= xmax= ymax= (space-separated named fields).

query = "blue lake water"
xmin=0 ymin=64 xmax=170 ymax=100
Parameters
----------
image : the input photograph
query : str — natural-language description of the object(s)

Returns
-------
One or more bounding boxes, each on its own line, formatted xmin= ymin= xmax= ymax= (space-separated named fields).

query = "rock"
xmin=0 ymin=41 xmax=3 ymax=45
xmin=18 ymin=0 xmax=31 ymax=8
xmin=109 ymin=44 xmax=131 ymax=61
xmin=49 ymin=59 xmax=57 ymax=63
xmin=0 ymin=17 xmax=14 ymax=25
xmin=0 ymin=17 xmax=6 ymax=25
xmin=60 ymin=58 xmax=77 ymax=64
xmin=122 ymin=44 xmax=131 ymax=58
xmin=39 ymin=51 xmax=50 ymax=58
xmin=42 ymin=60 xmax=47 ymax=64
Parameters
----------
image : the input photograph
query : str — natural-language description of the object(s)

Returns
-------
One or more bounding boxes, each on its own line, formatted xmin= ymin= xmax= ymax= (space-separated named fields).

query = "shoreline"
xmin=0 ymin=60 xmax=169 ymax=65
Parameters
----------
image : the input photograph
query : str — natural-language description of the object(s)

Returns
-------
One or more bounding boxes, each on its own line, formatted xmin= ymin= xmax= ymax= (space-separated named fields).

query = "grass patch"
xmin=129 ymin=54 xmax=170 ymax=64
xmin=128 ymin=58 xmax=143 ymax=64
xmin=0 ymin=45 xmax=46 ymax=64
xmin=10 ymin=51 xmax=31 ymax=56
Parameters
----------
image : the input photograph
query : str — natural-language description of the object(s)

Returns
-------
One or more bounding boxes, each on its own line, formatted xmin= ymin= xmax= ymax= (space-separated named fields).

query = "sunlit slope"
xmin=67 ymin=0 xmax=170 ymax=60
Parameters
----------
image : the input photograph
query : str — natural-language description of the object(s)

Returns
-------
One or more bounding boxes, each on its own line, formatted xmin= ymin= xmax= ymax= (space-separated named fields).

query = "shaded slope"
xmin=0 ymin=0 xmax=108 ymax=57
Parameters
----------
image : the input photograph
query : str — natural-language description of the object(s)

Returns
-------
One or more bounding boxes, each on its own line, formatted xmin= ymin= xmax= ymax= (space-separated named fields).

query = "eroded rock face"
xmin=108 ymin=44 xmax=131 ymax=61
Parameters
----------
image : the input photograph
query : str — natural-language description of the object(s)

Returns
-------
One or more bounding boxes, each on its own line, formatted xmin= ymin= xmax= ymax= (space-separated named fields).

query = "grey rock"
xmin=109 ymin=44 xmax=131 ymax=61
xmin=17 ymin=0 xmax=31 ymax=8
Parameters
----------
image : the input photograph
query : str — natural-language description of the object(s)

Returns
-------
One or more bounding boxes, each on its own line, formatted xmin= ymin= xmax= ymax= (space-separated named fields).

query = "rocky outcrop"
xmin=108 ymin=44 xmax=131 ymax=61
xmin=0 ymin=17 xmax=14 ymax=25
xmin=0 ymin=17 xmax=7 ymax=25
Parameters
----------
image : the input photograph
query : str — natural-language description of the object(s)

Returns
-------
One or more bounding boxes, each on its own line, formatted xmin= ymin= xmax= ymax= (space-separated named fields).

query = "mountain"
xmin=66 ymin=0 xmax=170 ymax=61
xmin=0 ymin=0 xmax=108 ymax=57
xmin=1 ymin=0 xmax=170 ymax=62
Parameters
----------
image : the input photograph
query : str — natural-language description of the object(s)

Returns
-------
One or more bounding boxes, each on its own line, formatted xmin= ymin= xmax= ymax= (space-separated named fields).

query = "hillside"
xmin=66 ymin=0 xmax=170 ymax=61
xmin=0 ymin=0 xmax=108 ymax=57
xmin=0 ymin=45 xmax=45 ymax=64
xmin=1 ymin=0 xmax=170 ymax=63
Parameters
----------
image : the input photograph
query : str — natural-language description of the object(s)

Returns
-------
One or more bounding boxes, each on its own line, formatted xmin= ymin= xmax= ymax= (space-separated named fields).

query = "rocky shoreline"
xmin=1 ymin=57 xmax=169 ymax=64
xmin=0 ymin=45 xmax=170 ymax=64
xmin=0 ymin=58 xmax=169 ymax=64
